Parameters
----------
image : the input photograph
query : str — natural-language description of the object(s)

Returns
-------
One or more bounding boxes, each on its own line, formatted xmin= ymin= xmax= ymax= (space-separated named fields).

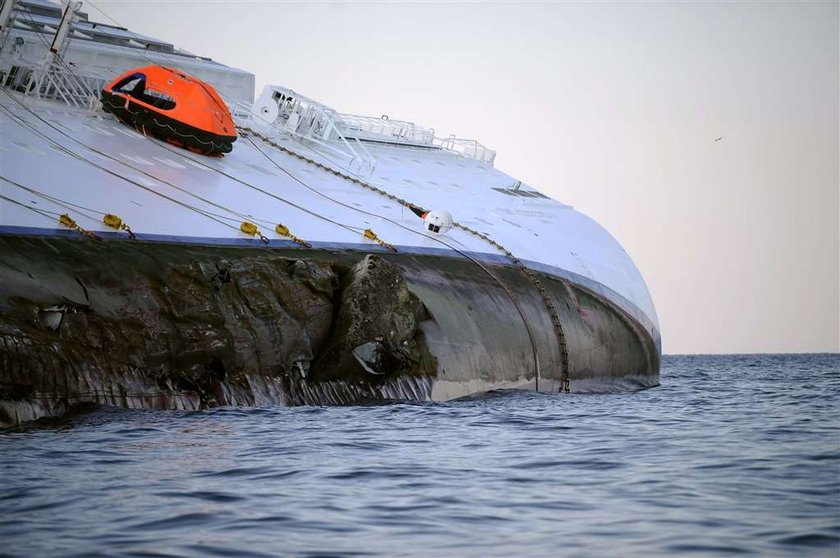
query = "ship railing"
xmin=0 ymin=53 xmax=105 ymax=109
xmin=0 ymin=0 xmax=105 ymax=108
xmin=433 ymin=134 xmax=496 ymax=165
xmin=336 ymin=112 xmax=496 ymax=165
xmin=236 ymin=87 xmax=377 ymax=176
xmin=338 ymin=113 xmax=436 ymax=146
xmin=36 ymin=63 xmax=105 ymax=108
xmin=279 ymin=96 xmax=378 ymax=176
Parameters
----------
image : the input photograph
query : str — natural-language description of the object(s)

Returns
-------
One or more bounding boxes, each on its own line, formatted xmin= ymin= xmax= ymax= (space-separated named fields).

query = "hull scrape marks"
xmin=153 ymin=156 xmax=187 ymax=170
xmin=48 ymin=119 xmax=73 ymax=132
xmin=48 ymin=145 xmax=71 ymax=157
xmin=120 ymin=153 xmax=155 ymax=167
xmin=11 ymin=141 xmax=46 ymax=156
xmin=80 ymin=122 xmax=115 ymax=137
xmin=247 ymin=163 xmax=276 ymax=176
xmin=115 ymin=127 xmax=143 ymax=140
xmin=181 ymin=157 xmax=209 ymax=171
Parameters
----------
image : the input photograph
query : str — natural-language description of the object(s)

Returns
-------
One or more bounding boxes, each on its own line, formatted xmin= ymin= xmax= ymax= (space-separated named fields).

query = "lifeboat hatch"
xmin=111 ymin=73 xmax=176 ymax=111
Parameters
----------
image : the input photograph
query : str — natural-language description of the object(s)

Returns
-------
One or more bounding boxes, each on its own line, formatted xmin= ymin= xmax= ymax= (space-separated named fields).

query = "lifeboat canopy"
xmin=101 ymin=65 xmax=237 ymax=156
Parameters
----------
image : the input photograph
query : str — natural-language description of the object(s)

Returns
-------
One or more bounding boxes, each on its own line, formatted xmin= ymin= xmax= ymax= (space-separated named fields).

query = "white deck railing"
xmin=250 ymin=85 xmax=495 ymax=168
xmin=434 ymin=135 xmax=496 ymax=165
xmin=339 ymin=113 xmax=435 ymax=146
xmin=0 ymin=53 xmax=105 ymax=109
xmin=246 ymin=86 xmax=377 ymax=175
xmin=338 ymin=112 xmax=496 ymax=165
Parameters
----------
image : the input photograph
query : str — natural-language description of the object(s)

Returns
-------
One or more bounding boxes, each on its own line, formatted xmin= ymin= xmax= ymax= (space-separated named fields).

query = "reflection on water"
xmin=1 ymin=354 xmax=838 ymax=557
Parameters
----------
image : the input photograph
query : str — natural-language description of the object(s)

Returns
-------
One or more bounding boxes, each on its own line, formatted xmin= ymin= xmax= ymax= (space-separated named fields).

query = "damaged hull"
xmin=0 ymin=236 xmax=658 ymax=426
xmin=1 ymin=4 xmax=660 ymax=426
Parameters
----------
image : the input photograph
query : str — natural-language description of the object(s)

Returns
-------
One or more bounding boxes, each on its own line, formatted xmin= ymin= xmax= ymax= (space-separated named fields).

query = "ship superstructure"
xmin=0 ymin=0 xmax=660 ymax=425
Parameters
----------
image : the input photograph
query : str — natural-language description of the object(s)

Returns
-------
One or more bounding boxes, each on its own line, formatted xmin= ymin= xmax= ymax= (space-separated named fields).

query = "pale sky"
xmin=93 ymin=0 xmax=839 ymax=355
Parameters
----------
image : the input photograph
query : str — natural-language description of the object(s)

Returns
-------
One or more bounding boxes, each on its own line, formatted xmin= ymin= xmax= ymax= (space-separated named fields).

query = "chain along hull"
xmin=0 ymin=235 xmax=659 ymax=426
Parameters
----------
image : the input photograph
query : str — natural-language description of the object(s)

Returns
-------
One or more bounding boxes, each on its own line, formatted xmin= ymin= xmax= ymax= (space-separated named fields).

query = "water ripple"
xmin=1 ymin=354 xmax=838 ymax=557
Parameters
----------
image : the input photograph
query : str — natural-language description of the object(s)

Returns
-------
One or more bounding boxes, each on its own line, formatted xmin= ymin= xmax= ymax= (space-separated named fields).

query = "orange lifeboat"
xmin=101 ymin=65 xmax=237 ymax=155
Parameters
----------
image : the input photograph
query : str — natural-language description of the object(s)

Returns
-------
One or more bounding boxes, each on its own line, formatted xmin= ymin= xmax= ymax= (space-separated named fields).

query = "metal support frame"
xmin=0 ymin=0 xmax=101 ymax=108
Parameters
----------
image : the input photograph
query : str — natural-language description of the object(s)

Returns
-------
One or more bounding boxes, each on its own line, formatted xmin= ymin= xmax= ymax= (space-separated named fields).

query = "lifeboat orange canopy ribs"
xmin=101 ymin=65 xmax=237 ymax=156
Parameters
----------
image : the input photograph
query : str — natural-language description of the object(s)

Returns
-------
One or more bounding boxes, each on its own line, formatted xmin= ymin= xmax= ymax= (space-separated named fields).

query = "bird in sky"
xmin=715 ymin=136 xmax=724 ymax=142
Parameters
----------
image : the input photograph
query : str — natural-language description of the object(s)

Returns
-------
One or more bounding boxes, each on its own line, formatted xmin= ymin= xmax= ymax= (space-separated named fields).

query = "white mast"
xmin=0 ymin=0 xmax=18 ymax=50
xmin=48 ymin=0 xmax=82 ymax=57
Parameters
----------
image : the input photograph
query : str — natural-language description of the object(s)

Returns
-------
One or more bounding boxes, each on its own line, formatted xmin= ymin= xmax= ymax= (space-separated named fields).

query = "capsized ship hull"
xmin=0 ymin=0 xmax=659 ymax=425
xmin=0 ymin=236 xmax=658 ymax=426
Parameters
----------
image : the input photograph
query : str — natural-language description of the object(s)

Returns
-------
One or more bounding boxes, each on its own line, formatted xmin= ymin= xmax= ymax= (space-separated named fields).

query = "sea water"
xmin=1 ymin=354 xmax=838 ymax=557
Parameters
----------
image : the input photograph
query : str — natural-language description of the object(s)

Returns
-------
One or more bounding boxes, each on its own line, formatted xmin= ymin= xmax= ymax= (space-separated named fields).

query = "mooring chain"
xmin=241 ymin=126 xmax=571 ymax=392
xmin=453 ymin=223 xmax=570 ymax=393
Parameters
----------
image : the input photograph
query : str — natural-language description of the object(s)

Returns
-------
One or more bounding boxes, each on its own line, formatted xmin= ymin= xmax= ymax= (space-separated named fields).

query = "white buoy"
xmin=423 ymin=210 xmax=453 ymax=234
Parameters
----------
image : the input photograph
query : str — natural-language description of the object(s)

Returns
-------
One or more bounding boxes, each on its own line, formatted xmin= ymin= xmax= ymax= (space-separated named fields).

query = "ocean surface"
xmin=1 ymin=354 xmax=838 ymax=557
